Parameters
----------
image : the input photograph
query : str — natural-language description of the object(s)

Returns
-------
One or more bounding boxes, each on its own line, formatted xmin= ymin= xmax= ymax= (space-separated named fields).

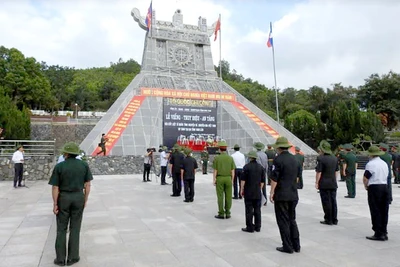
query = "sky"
xmin=1 ymin=0 xmax=400 ymax=89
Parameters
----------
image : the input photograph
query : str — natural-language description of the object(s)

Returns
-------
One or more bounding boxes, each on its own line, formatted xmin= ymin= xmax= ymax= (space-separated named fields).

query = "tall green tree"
xmin=284 ymin=110 xmax=317 ymax=147
xmin=358 ymin=71 xmax=400 ymax=130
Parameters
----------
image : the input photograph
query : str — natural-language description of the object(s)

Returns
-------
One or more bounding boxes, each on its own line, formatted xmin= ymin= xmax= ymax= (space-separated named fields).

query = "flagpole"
xmin=218 ymin=14 xmax=222 ymax=80
xmin=218 ymin=13 xmax=223 ymax=140
xmin=269 ymin=22 xmax=280 ymax=134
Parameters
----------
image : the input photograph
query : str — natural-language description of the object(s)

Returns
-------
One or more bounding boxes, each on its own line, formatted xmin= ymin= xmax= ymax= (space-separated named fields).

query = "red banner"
xmin=92 ymin=96 xmax=146 ymax=155
xmin=141 ymin=87 xmax=236 ymax=101
xmin=231 ymin=101 xmax=295 ymax=153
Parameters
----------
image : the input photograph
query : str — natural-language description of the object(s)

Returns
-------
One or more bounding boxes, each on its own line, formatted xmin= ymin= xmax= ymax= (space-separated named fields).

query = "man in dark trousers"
xmin=270 ymin=137 xmax=301 ymax=254
xmin=265 ymin=144 xmax=276 ymax=185
xmin=315 ymin=140 xmax=339 ymax=225
xmin=294 ymin=147 xmax=305 ymax=189
xmin=11 ymin=145 xmax=24 ymax=188
xmin=379 ymin=143 xmax=393 ymax=204
xmin=390 ymin=145 xmax=399 ymax=184
xmin=336 ymin=145 xmax=346 ymax=182
xmin=254 ymin=142 xmax=268 ymax=205
xmin=143 ymin=148 xmax=153 ymax=182
xmin=96 ymin=133 xmax=107 ymax=156
xmin=181 ymin=148 xmax=198 ymax=202
xmin=201 ymin=147 xmax=209 ymax=174
xmin=170 ymin=144 xmax=184 ymax=197
xmin=240 ymin=151 xmax=265 ymax=233
xmin=49 ymin=142 xmax=93 ymax=266
xmin=363 ymin=145 xmax=389 ymax=241
xmin=342 ymin=143 xmax=358 ymax=198
xmin=231 ymin=144 xmax=245 ymax=199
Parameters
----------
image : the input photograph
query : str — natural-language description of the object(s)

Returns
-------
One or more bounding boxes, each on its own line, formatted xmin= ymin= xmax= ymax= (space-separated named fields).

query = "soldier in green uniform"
xmin=294 ymin=147 xmax=305 ymax=189
xmin=201 ymin=146 xmax=209 ymax=174
xmin=49 ymin=142 xmax=93 ymax=266
xmin=342 ymin=144 xmax=358 ymax=198
xmin=379 ymin=143 xmax=393 ymax=204
xmin=390 ymin=145 xmax=399 ymax=184
xmin=265 ymin=144 xmax=276 ymax=185
xmin=213 ymin=141 xmax=236 ymax=219
xmin=336 ymin=145 xmax=346 ymax=182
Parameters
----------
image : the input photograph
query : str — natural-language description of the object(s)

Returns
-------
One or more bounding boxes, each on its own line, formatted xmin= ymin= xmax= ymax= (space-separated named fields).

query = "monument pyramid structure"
xmin=80 ymin=8 xmax=317 ymax=156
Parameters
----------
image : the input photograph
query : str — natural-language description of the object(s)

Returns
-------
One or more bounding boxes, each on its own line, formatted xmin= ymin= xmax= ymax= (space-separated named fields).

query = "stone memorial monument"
xmin=80 ymin=7 xmax=317 ymax=156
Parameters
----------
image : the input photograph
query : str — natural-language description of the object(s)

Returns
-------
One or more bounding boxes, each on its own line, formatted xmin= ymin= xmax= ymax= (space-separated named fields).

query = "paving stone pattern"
xmin=1 ymin=170 xmax=400 ymax=267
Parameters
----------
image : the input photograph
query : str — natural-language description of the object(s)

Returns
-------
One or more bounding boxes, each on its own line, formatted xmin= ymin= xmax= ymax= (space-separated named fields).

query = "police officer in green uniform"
xmin=201 ymin=147 xmax=209 ymax=174
xmin=342 ymin=144 xmax=358 ymax=198
xmin=213 ymin=141 xmax=236 ymax=219
xmin=265 ymin=144 xmax=276 ymax=185
xmin=379 ymin=143 xmax=393 ymax=204
xmin=49 ymin=142 xmax=93 ymax=266
xmin=336 ymin=144 xmax=346 ymax=182
xmin=294 ymin=147 xmax=305 ymax=189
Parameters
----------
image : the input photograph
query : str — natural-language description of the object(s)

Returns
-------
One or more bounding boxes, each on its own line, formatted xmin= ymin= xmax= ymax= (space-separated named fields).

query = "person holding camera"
xmin=143 ymin=148 xmax=154 ymax=182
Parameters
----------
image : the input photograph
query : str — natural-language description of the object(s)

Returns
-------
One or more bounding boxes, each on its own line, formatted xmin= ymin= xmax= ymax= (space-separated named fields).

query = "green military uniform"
xmin=336 ymin=145 xmax=346 ymax=182
xmin=379 ymin=143 xmax=393 ymax=204
xmin=49 ymin=142 xmax=93 ymax=266
xmin=343 ymin=144 xmax=358 ymax=198
xmin=392 ymin=145 xmax=400 ymax=184
xmin=294 ymin=147 xmax=305 ymax=189
xmin=265 ymin=145 xmax=276 ymax=185
xmin=201 ymin=148 xmax=209 ymax=174
xmin=213 ymin=141 xmax=236 ymax=218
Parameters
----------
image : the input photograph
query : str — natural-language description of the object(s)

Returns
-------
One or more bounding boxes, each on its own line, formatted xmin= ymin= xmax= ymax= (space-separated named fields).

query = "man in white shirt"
xmin=363 ymin=145 xmax=389 ymax=241
xmin=12 ymin=145 xmax=24 ymax=188
xmin=231 ymin=144 xmax=246 ymax=199
xmin=160 ymin=146 xmax=169 ymax=185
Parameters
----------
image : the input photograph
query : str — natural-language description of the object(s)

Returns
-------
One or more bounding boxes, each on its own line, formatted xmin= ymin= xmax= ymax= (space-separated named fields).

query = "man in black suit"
xmin=270 ymin=137 xmax=301 ymax=254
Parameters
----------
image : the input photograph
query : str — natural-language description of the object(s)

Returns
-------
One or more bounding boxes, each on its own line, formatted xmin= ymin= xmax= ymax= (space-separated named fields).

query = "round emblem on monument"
xmin=169 ymin=44 xmax=192 ymax=67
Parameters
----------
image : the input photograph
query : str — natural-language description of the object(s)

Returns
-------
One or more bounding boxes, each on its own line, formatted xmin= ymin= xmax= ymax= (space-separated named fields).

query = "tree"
xmin=0 ymin=86 xmax=30 ymax=139
xmin=0 ymin=46 xmax=54 ymax=110
xmin=284 ymin=110 xmax=317 ymax=147
xmin=358 ymin=71 xmax=400 ymax=130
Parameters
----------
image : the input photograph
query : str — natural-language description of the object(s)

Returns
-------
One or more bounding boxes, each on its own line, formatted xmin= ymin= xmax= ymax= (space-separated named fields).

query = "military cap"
xmin=61 ymin=142 xmax=81 ymax=155
xmin=218 ymin=141 xmax=228 ymax=148
xmin=368 ymin=145 xmax=385 ymax=156
xmin=272 ymin=137 xmax=292 ymax=148
xmin=379 ymin=143 xmax=389 ymax=151
xmin=233 ymin=144 xmax=240 ymax=149
xmin=184 ymin=148 xmax=192 ymax=155
xmin=295 ymin=146 xmax=301 ymax=151
xmin=318 ymin=140 xmax=332 ymax=155
xmin=253 ymin=142 xmax=265 ymax=150
xmin=343 ymin=143 xmax=353 ymax=150
xmin=246 ymin=150 xmax=258 ymax=159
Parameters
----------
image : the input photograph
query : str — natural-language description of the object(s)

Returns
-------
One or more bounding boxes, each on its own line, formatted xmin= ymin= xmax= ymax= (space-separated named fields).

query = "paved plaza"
xmin=1 ymin=170 xmax=400 ymax=267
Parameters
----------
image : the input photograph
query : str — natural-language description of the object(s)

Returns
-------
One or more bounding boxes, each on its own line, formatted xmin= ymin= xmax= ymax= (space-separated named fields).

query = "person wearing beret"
xmin=315 ymin=140 xmax=339 ymax=226
xmin=363 ymin=146 xmax=389 ymax=241
xmin=181 ymin=148 xmax=198 ymax=202
xmin=49 ymin=142 xmax=93 ymax=266
xmin=240 ymin=151 xmax=265 ymax=233
xmin=269 ymin=137 xmax=301 ymax=254
xmin=213 ymin=141 xmax=236 ymax=219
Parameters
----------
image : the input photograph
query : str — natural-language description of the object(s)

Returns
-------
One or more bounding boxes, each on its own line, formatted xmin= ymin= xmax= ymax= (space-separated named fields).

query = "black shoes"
xmin=171 ymin=194 xmax=180 ymax=197
xmin=276 ymin=247 xmax=293 ymax=254
xmin=225 ymin=215 xmax=231 ymax=219
xmin=320 ymin=221 xmax=333 ymax=225
xmin=161 ymin=182 xmax=169 ymax=185
xmin=214 ymin=215 xmax=225 ymax=219
xmin=143 ymin=180 xmax=147 ymax=182
xmin=183 ymin=199 xmax=190 ymax=202
xmin=294 ymin=247 xmax=301 ymax=253
xmin=241 ymin=228 xmax=254 ymax=233
xmin=344 ymin=195 xmax=355 ymax=198
xmin=147 ymin=179 xmax=151 ymax=182
xmin=233 ymin=196 xmax=239 ymax=200
xmin=366 ymin=235 xmax=385 ymax=241
xmin=66 ymin=258 xmax=80 ymax=266
xmin=54 ymin=259 xmax=65 ymax=266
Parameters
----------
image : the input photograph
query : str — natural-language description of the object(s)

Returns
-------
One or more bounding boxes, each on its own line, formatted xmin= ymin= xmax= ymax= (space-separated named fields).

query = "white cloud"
xmin=0 ymin=0 xmax=399 ymax=90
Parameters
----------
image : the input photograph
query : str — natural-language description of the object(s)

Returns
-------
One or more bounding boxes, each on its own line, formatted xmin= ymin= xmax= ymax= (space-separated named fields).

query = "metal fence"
xmin=0 ymin=140 xmax=56 ymax=157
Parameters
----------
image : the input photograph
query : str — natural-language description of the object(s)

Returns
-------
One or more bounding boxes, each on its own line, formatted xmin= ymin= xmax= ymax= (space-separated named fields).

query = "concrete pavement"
xmin=1 ymin=170 xmax=400 ymax=267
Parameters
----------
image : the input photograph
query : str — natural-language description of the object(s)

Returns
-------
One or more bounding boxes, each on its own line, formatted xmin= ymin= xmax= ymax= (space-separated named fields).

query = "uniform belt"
xmin=60 ymin=190 xmax=82 ymax=193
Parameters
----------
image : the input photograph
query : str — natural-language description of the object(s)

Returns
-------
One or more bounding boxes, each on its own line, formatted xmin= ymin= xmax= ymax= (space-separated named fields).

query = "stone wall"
xmin=0 ymin=153 xmax=318 ymax=181
xmin=0 ymin=156 xmax=55 ymax=181
xmin=31 ymin=123 xmax=95 ymax=151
